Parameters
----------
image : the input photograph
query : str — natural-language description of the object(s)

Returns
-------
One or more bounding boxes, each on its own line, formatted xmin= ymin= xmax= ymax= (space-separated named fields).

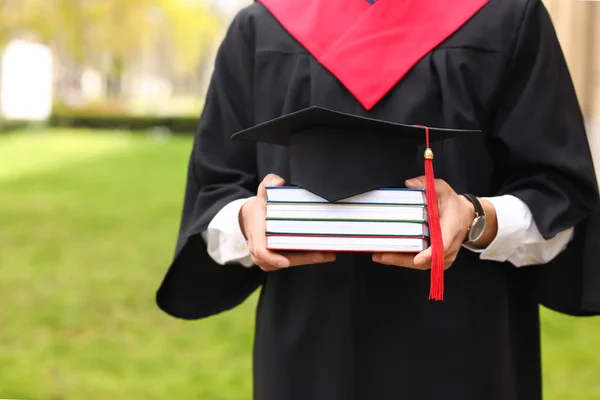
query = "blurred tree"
xmin=159 ymin=0 xmax=222 ymax=77
xmin=0 ymin=0 xmax=35 ymax=49
xmin=14 ymin=0 xmax=222 ymax=98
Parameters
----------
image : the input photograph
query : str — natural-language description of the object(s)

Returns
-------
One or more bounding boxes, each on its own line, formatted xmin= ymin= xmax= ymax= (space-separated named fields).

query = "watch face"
xmin=469 ymin=216 xmax=486 ymax=242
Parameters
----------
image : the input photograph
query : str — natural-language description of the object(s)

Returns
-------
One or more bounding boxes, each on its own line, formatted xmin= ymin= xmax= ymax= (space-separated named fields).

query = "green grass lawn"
xmin=0 ymin=129 xmax=599 ymax=399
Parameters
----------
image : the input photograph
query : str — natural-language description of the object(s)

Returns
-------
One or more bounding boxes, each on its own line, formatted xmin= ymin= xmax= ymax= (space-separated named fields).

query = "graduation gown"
xmin=156 ymin=1 xmax=600 ymax=399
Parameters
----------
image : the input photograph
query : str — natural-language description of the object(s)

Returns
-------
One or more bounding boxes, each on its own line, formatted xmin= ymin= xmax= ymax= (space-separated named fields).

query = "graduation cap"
xmin=232 ymin=106 xmax=480 ymax=300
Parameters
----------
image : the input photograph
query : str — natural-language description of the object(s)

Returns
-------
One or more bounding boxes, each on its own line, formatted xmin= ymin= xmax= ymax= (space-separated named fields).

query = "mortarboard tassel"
xmin=416 ymin=126 xmax=444 ymax=301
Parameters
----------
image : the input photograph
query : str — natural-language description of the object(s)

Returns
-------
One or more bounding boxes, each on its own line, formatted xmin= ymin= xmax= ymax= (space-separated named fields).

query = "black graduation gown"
xmin=156 ymin=1 xmax=600 ymax=399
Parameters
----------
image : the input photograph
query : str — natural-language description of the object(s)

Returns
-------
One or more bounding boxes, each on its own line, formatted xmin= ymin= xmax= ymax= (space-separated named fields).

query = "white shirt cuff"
xmin=201 ymin=197 xmax=255 ymax=268
xmin=462 ymin=195 xmax=574 ymax=267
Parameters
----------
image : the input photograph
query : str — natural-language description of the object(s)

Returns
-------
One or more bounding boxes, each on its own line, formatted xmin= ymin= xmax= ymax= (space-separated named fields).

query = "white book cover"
xmin=266 ymin=186 xmax=426 ymax=205
xmin=267 ymin=235 xmax=428 ymax=252
xmin=266 ymin=219 xmax=429 ymax=237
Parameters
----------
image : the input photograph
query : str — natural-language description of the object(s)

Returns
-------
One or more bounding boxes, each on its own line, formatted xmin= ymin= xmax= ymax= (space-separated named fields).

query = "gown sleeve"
xmin=156 ymin=11 xmax=265 ymax=320
xmin=487 ymin=0 xmax=600 ymax=315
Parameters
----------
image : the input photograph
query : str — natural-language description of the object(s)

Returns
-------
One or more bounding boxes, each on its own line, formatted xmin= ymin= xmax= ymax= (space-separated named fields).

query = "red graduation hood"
xmin=258 ymin=0 xmax=489 ymax=110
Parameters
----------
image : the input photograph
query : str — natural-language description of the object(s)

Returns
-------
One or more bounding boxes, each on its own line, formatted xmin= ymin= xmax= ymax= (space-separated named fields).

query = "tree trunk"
xmin=106 ymin=56 xmax=123 ymax=98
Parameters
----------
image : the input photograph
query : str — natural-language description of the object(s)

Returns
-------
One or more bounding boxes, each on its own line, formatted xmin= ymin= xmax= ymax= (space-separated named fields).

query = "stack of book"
xmin=265 ymin=186 xmax=429 ymax=253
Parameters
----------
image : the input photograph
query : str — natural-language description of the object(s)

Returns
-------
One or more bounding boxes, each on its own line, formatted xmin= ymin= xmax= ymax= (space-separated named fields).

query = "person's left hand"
xmin=372 ymin=176 xmax=475 ymax=270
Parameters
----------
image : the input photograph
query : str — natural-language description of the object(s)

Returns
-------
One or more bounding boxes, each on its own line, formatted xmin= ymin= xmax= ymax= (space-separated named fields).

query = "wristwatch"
xmin=461 ymin=193 xmax=486 ymax=244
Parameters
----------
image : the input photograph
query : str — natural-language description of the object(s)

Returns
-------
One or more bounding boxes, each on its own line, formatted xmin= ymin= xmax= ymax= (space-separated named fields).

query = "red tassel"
xmin=416 ymin=126 xmax=444 ymax=301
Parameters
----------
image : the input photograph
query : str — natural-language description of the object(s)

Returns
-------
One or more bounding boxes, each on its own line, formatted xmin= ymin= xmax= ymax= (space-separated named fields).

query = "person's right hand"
xmin=240 ymin=173 xmax=336 ymax=271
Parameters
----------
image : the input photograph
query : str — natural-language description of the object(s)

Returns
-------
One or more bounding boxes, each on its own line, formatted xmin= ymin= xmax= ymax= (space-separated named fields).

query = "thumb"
xmin=414 ymin=247 xmax=431 ymax=269
xmin=405 ymin=176 xmax=426 ymax=189
xmin=258 ymin=173 xmax=286 ymax=199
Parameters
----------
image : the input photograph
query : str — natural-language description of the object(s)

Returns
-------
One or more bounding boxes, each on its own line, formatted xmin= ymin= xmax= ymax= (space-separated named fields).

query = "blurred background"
xmin=0 ymin=0 xmax=598 ymax=399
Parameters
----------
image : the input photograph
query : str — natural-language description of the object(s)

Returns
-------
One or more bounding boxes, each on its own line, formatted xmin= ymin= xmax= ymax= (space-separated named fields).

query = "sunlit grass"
xmin=0 ymin=129 xmax=134 ymax=182
xmin=0 ymin=129 xmax=255 ymax=399
xmin=0 ymin=129 xmax=598 ymax=399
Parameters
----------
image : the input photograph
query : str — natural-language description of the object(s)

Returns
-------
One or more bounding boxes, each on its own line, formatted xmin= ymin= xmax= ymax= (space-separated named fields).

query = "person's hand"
xmin=240 ymin=173 xmax=336 ymax=271
xmin=372 ymin=176 xmax=475 ymax=270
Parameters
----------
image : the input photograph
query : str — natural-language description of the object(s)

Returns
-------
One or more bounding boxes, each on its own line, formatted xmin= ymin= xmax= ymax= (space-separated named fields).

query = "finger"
xmin=405 ymin=176 xmax=452 ymax=197
xmin=410 ymin=250 xmax=456 ymax=271
xmin=256 ymin=261 xmax=281 ymax=272
xmin=246 ymin=197 xmax=272 ymax=256
xmin=405 ymin=176 xmax=425 ymax=189
xmin=440 ymin=215 xmax=463 ymax=254
xmin=249 ymin=175 xmax=289 ymax=268
xmin=254 ymin=250 xmax=336 ymax=270
xmin=252 ymin=246 xmax=292 ymax=269
xmin=443 ymin=251 xmax=459 ymax=270
xmin=248 ymin=211 xmax=291 ymax=268
xmin=284 ymin=251 xmax=336 ymax=267
xmin=258 ymin=173 xmax=286 ymax=200
xmin=414 ymin=247 xmax=431 ymax=269
xmin=372 ymin=253 xmax=427 ymax=270
xmin=420 ymin=202 xmax=463 ymax=257
xmin=414 ymin=224 xmax=457 ymax=270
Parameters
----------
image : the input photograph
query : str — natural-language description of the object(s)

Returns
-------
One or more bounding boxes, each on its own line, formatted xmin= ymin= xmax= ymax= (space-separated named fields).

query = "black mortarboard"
xmin=232 ymin=107 xmax=480 ymax=301
xmin=231 ymin=106 xmax=479 ymax=202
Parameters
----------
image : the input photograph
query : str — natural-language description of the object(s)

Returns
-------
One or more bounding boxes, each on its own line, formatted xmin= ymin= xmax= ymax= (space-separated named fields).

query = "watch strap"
xmin=460 ymin=193 xmax=485 ymax=244
xmin=461 ymin=193 xmax=484 ymax=218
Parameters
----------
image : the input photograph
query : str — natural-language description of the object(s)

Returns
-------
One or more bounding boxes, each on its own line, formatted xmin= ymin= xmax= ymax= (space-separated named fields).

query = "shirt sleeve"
xmin=462 ymin=194 xmax=574 ymax=267
xmin=201 ymin=197 xmax=255 ymax=268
